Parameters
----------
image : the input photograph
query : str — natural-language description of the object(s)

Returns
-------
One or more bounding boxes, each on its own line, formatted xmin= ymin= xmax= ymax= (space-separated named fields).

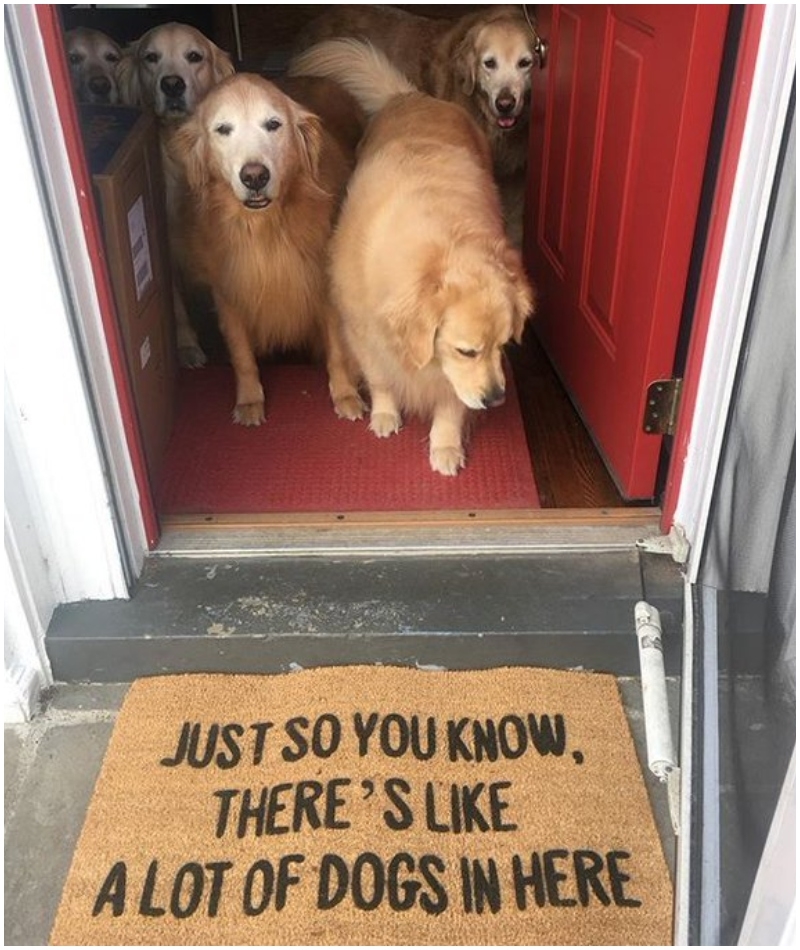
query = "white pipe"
xmin=634 ymin=601 xmax=678 ymax=781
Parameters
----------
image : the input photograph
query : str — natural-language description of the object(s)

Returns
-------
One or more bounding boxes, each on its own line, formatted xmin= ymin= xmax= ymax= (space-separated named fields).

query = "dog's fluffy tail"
xmin=288 ymin=38 xmax=417 ymax=116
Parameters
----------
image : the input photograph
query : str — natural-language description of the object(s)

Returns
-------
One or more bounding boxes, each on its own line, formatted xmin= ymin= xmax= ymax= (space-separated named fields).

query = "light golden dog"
xmin=116 ymin=21 xmax=234 ymax=121
xmin=293 ymin=39 xmax=535 ymax=475
xmin=292 ymin=4 xmax=541 ymax=180
xmin=168 ymin=73 xmax=365 ymax=426
xmin=64 ymin=27 xmax=122 ymax=105
xmin=117 ymin=22 xmax=236 ymax=368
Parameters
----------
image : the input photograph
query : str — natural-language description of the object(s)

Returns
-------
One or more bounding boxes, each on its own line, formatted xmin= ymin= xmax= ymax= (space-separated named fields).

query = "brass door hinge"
xmin=643 ymin=378 xmax=683 ymax=436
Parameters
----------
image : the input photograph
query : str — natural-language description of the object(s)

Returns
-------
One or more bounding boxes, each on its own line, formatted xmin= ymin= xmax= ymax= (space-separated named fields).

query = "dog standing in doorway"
xmin=291 ymin=39 xmax=535 ymax=475
xmin=117 ymin=22 xmax=236 ymax=369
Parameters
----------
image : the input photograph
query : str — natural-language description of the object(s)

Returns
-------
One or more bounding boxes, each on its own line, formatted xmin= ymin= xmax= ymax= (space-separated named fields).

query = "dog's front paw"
xmin=233 ymin=401 xmax=266 ymax=426
xmin=334 ymin=392 xmax=367 ymax=421
xmin=430 ymin=445 xmax=465 ymax=476
xmin=178 ymin=344 xmax=208 ymax=369
xmin=370 ymin=410 xmax=402 ymax=438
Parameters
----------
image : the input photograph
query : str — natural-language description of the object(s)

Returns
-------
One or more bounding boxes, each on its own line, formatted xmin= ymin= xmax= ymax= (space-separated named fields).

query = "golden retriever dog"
xmin=168 ymin=73 xmax=366 ymax=426
xmin=292 ymin=40 xmax=535 ymax=475
xmin=64 ymin=27 xmax=122 ymax=105
xmin=292 ymin=5 xmax=541 ymax=180
xmin=116 ymin=22 xmax=234 ymax=121
xmin=117 ymin=22 xmax=236 ymax=368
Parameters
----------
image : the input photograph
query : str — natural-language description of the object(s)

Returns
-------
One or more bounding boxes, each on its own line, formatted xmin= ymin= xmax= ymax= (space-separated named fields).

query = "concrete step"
xmin=46 ymin=551 xmax=684 ymax=681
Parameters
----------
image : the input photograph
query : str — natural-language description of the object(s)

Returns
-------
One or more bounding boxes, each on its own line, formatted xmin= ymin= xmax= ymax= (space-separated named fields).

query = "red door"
xmin=523 ymin=5 xmax=730 ymax=499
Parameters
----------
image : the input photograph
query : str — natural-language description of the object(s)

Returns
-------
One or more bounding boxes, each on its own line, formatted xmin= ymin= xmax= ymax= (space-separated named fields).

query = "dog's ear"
xmin=382 ymin=263 xmax=447 ymax=370
xmin=166 ymin=116 xmax=208 ymax=190
xmin=386 ymin=291 xmax=440 ymax=370
xmin=453 ymin=28 xmax=479 ymax=96
xmin=115 ymin=44 xmax=142 ymax=106
xmin=293 ymin=108 xmax=324 ymax=179
xmin=496 ymin=242 xmax=535 ymax=342
xmin=209 ymin=42 xmax=236 ymax=84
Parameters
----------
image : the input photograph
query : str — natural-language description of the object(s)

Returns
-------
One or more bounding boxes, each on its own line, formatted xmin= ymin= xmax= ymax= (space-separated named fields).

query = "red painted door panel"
xmin=523 ymin=5 xmax=730 ymax=499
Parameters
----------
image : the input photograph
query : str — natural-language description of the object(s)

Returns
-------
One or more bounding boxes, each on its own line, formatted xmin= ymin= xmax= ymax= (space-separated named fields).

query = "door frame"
xmin=665 ymin=3 xmax=795 ymax=580
xmin=3 ymin=5 xmax=793 ymax=695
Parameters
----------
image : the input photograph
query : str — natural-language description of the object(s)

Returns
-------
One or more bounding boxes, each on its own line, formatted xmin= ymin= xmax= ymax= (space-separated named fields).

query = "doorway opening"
xmin=51 ymin=4 xmax=735 ymax=542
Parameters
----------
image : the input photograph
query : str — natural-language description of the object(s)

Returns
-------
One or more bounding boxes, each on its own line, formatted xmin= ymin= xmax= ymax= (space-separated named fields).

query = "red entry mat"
xmin=156 ymin=363 xmax=540 ymax=514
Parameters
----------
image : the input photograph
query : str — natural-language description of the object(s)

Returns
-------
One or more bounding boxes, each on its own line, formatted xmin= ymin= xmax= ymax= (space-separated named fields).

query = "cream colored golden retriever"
xmin=293 ymin=39 xmax=535 ymax=475
xmin=117 ymin=22 xmax=236 ymax=368
xmin=64 ymin=27 xmax=122 ymax=104
xmin=116 ymin=22 xmax=234 ymax=121
xmin=168 ymin=73 xmax=365 ymax=426
xmin=292 ymin=4 xmax=541 ymax=180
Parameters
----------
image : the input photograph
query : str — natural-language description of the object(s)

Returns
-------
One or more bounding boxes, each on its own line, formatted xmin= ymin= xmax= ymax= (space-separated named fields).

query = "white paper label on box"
xmin=127 ymin=195 xmax=153 ymax=301
xmin=140 ymin=335 xmax=152 ymax=370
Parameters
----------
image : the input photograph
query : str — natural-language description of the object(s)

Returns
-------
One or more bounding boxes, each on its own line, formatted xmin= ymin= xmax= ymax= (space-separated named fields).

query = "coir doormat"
xmin=50 ymin=667 xmax=672 ymax=946
xmin=156 ymin=364 xmax=540 ymax=514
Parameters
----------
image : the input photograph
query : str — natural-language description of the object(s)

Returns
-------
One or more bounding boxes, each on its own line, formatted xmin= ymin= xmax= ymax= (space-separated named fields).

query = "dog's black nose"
xmin=160 ymin=75 xmax=186 ymax=98
xmin=482 ymin=386 xmax=506 ymax=409
xmin=495 ymin=95 xmax=517 ymax=115
xmin=239 ymin=163 xmax=270 ymax=192
xmin=87 ymin=75 xmax=112 ymax=98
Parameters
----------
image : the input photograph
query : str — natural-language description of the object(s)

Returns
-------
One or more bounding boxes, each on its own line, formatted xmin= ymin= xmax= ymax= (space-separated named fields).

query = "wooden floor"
xmin=508 ymin=331 xmax=629 ymax=509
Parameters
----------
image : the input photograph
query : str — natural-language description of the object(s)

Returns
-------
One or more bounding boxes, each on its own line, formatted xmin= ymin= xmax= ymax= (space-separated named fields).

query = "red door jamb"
xmin=660 ymin=5 xmax=766 ymax=532
xmin=34 ymin=6 xmax=160 ymax=547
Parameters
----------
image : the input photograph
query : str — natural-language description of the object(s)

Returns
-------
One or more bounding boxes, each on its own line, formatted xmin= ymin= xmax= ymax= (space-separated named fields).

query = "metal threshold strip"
xmin=154 ymin=507 xmax=663 ymax=558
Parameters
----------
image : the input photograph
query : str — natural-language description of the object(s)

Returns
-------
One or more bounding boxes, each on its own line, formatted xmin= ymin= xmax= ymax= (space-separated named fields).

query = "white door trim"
xmin=3 ymin=7 xmax=148 ymax=717
xmin=4 ymin=5 xmax=147 ymax=592
xmin=673 ymin=4 xmax=796 ymax=582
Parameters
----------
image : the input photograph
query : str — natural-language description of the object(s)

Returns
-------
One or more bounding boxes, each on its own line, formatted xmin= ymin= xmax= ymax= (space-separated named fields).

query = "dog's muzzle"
xmin=240 ymin=163 xmax=271 ymax=209
xmin=494 ymin=94 xmax=520 ymax=130
xmin=481 ymin=385 xmax=506 ymax=409
xmin=86 ymin=74 xmax=114 ymax=103
xmin=160 ymin=74 xmax=188 ymax=114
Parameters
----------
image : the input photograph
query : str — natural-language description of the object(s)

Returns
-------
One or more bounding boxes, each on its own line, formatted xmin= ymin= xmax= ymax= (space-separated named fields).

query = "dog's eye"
xmin=186 ymin=50 xmax=204 ymax=64
xmin=143 ymin=51 xmax=159 ymax=64
xmin=264 ymin=118 xmax=282 ymax=132
xmin=104 ymin=52 xmax=120 ymax=64
xmin=483 ymin=57 xmax=497 ymax=70
xmin=68 ymin=52 xmax=84 ymax=65
xmin=214 ymin=123 xmax=233 ymax=136
xmin=456 ymin=347 xmax=480 ymax=358
xmin=518 ymin=56 xmax=533 ymax=70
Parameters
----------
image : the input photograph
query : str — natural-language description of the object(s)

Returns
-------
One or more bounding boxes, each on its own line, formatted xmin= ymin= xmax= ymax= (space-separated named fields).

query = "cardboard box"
xmin=82 ymin=105 xmax=176 ymax=488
